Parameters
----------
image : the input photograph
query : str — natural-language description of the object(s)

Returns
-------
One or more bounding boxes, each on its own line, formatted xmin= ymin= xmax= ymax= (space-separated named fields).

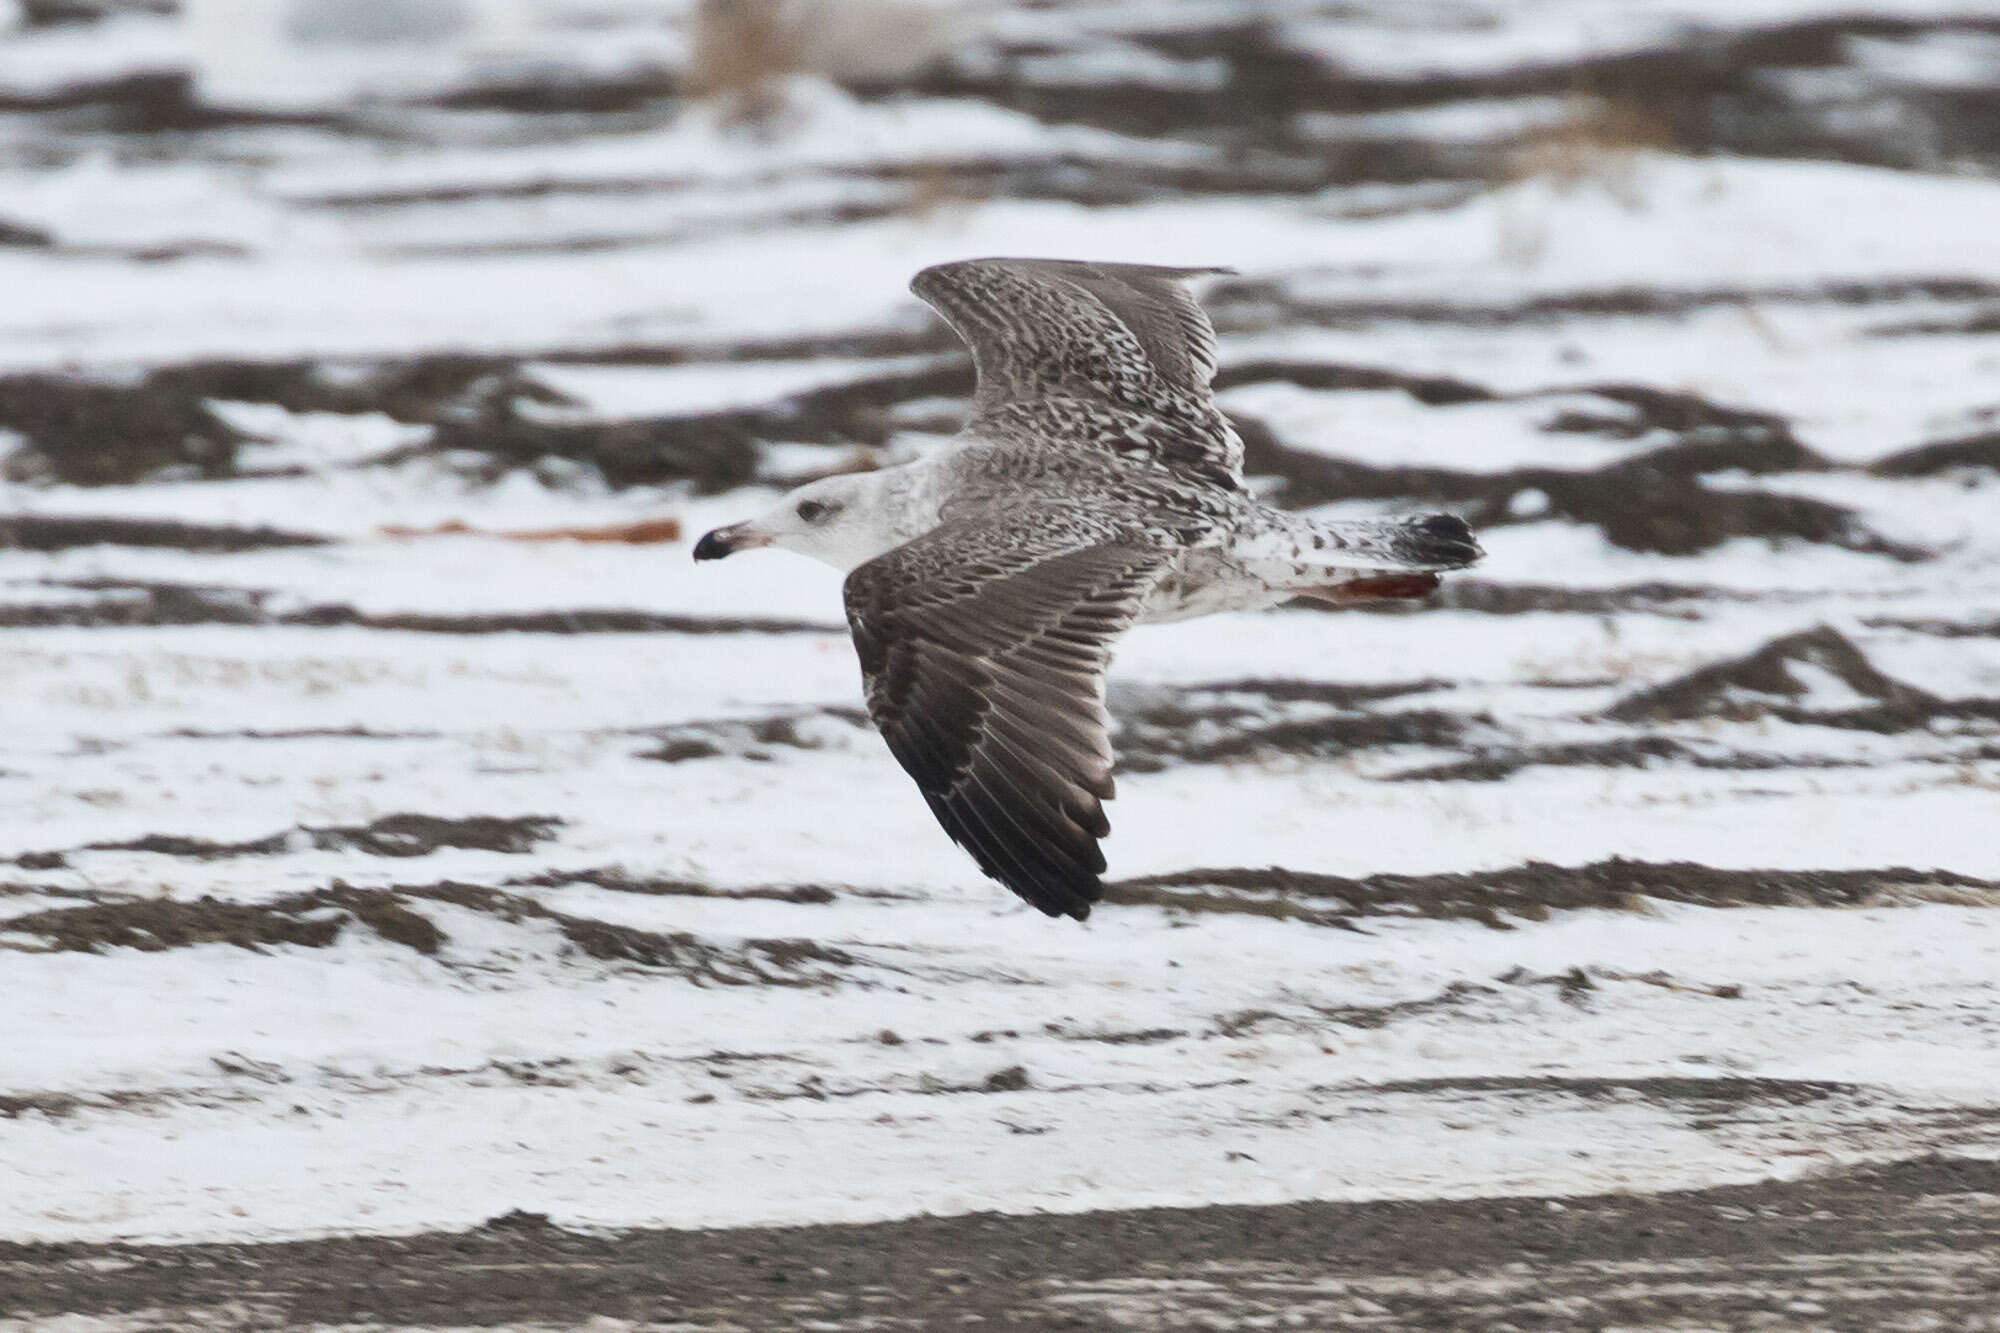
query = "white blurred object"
xmin=794 ymin=0 xmax=985 ymax=84
xmin=179 ymin=0 xmax=600 ymax=112
xmin=283 ymin=0 xmax=476 ymax=46
xmin=686 ymin=0 xmax=987 ymax=128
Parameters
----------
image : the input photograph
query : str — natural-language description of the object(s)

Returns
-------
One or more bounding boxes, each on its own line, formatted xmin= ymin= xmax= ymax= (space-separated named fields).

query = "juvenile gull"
xmin=695 ymin=257 xmax=1481 ymax=920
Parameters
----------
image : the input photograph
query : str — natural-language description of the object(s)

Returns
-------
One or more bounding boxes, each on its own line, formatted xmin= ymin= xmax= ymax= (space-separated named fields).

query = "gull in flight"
xmin=695 ymin=258 xmax=1481 ymax=919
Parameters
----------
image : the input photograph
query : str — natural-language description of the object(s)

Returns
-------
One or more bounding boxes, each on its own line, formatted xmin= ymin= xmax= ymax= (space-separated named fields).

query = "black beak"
xmin=693 ymin=521 xmax=770 ymax=562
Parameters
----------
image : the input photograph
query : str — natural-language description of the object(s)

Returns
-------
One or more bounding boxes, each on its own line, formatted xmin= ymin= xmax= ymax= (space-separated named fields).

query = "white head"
xmin=691 ymin=471 xmax=898 ymax=573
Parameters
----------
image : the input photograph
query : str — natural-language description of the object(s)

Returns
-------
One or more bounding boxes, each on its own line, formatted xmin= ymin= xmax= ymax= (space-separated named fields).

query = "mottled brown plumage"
xmin=847 ymin=510 xmax=1171 ymax=920
xmin=699 ymin=257 xmax=1482 ymax=919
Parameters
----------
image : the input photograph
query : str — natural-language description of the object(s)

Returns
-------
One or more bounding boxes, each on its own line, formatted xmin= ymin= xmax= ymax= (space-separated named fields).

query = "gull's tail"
xmin=1229 ymin=510 xmax=1482 ymax=607
xmin=1235 ymin=511 xmax=1483 ymax=572
xmin=1320 ymin=513 xmax=1483 ymax=571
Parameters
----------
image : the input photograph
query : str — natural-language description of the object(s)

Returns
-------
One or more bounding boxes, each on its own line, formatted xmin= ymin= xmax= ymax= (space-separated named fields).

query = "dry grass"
xmin=1508 ymin=93 xmax=1683 ymax=196
xmin=1498 ymin=92 xmax=1685 ymax=264
xmin=688 ymin=0 xmax=807 ymax=122
xmin=687 ymin=0 xmax=967 ymax=124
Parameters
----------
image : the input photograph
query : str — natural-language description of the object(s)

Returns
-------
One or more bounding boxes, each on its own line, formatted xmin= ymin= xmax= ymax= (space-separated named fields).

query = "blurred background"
xmin=5 ymin=2 xmax=2000 ymax=1317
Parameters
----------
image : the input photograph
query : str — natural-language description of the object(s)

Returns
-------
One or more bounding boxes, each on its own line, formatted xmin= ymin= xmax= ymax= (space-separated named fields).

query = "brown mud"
xmin=1605 ymin=624 xmax=2000 ymax=734
xmin=4 ymin=1157 xmax=1999 ymax=1329
xmin=636 ymin=623 xmax=2000 ymax=778
xmin=1105 ymin=858 xmax=2000 ymax=929
xmin=78 ymin=812 xmax=563 ymax=861
xmin=0 ymin=339 xmax=1957 ymax=566
xmin=0 ymin=580 xmax=840 ymax=634
xmin=0 ymin=516 xmax=327 ymax=553
xmin=1233 ymin=413 xmax=1925 ymax=560
xmin=2 ymin=878 xmax=854 ymax=987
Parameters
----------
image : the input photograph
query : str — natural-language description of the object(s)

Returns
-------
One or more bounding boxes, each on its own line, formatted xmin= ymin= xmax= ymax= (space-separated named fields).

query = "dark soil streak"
xmin=1234 ymin=414 xmax=1923 ymax=560
xmin=1347 ymin=1073 xmax=1855 ymax=1107
xmin=1866 ymin=613 xmax=2000 ymax=639
xmin=1117 ymin=706 xmax=1470 ymax=773
xmin=1106 ymin=858 xmax=1999 ymax=928
xmin=0 ymin=375 xmax=247 ymax=485
xmin=4 ymin=878 xmax=854 ymax=987
xmin=1212 ymin=276 xmax=2000 ymax=329
xmin=1309 ymin=980 xmax=1500 ymax=1030
xmin=1143 ymin=677 xmax=1447 ymax=708
xmin=4 ymin=897 xmax=349 ymax=956
xmin=0 ymin=515 xmax=326 ymax=553
xmin=0 ymin=581 xmax=840 ymax=635
xmin=937 ymin=4 xmax=2000 ymax=170
xmin=82 ymin=813 xmax=561 ymax=861
xmin=1106 ymin=680 xmax=1472 ymax=773
xmin=1605 ymin=626 xmax=2000 ymax=735
xmin=636 ymin=710 xmax=872 ymax=765
xmin=1100 ymin=883 xmax=1367 ymax=930
xmin=1870 ymin=303 xmax=2000 ymax=337
xmin=1212 ymin=357 xmax=1495 ymax=405
xmin=505 ymin=867 xmax=838 ymax=905
xmin=303 ymin=606 xmax=842 ymax=637
xmin=5 ymin=1158 xmax=1999 ymax=1329
xmin=1413 ymin=578 xmax=1775 ymax=615
xmin=1608 ymin=624 xmax=1939 ymax=723
xmin=1869 ymin=428 xmax=2000 ymax=476
xmin=163 ymin=725 xmax=443 ymax=742
xmin=1387 ymin=735 xmax=1824 ymax=783
xmin=397 ymin=880 xmax=854 ymax=985
xmin=0 ymin=350 xmax=955 ymax=494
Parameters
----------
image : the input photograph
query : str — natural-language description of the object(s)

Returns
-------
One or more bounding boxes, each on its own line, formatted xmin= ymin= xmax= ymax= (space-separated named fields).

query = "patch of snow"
xmin=207 ymin=403 xmax=433 ymax=471
xmin=1296 ymin=95 xmax=1582 ymax=144
xmin=1220 ymin=383 xmax=1659 ymax=473
xmin=1016 ymin=41 xmax=1232 ymax=91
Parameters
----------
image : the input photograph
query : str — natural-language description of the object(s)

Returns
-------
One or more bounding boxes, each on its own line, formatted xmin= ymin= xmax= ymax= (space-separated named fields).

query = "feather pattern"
xmin=846 ymin=512 xmax=1169 ymax=919
xmin=701 ymin=258 xmax=1481 ymax=918
xmin=911 ymin=257 xmax=1244 ymax=489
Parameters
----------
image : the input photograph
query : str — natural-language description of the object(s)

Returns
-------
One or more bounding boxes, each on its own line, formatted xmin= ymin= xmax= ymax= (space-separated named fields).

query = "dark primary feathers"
xmin=845 ymin=510 xmax=1169 ymax=919
xmin=911 ymin=257 xmax=1243 ymax=486
xmin=1400 ymin=513 xmax=1481 ymax=568
xmin=839 ymin=258 xmax=1475 ymax=918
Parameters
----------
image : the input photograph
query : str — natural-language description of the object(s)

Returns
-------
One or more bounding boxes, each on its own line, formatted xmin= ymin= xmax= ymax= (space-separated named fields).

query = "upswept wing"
xmin=844 ymin=511 xmax=1169 ymax=919
xmin=911 ymin=257 xmax=1243 ymax=484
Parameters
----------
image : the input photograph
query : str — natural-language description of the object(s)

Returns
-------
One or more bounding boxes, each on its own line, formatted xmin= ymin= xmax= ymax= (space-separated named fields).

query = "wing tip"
xmin=1402 ymin=513 xmax=1484 ymax=569
xmin=1030 ymin=875 xmax=1103 ymax=922
xmin=908 ymin=261 xmax=953 ymax=298
xmin=933 ymin=794 xmax=1109 ymax=922
xmin=983 ymin=850 xmax=1107 ymax=922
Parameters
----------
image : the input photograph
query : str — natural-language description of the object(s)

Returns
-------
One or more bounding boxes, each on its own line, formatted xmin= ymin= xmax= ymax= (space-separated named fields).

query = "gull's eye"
xmin=797 ymin=500 xmax=834 ymax=523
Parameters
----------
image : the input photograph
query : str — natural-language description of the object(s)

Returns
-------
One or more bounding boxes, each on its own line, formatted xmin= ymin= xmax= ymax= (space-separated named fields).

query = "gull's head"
xmin=692 ymin=472 xmax=893 ymax=573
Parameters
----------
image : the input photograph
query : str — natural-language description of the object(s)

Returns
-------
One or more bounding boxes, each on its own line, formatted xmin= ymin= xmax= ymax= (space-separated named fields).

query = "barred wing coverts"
xmin=911 ymin=257 xmax=1242 ymax=483
xmin=844 ymin=517 xmax=1168 ymax=919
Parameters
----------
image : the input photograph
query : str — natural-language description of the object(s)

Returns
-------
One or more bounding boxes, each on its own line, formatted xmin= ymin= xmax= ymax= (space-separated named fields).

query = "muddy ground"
xmin=4 ymin=1158 xmax=1999 ymax=1330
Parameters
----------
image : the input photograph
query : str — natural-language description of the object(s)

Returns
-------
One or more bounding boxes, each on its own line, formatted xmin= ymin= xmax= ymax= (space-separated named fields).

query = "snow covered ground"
xmin=3 ymin=0 xmax=1999 ymax=1280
